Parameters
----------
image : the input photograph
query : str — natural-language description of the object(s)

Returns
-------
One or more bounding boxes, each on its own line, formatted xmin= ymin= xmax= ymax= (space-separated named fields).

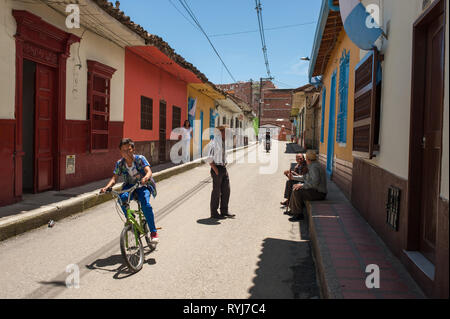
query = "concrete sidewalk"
xmin=306 ymin=180 xmax=426 ymax=299
xmin=0 ymin=143 xmax=255 ymax=242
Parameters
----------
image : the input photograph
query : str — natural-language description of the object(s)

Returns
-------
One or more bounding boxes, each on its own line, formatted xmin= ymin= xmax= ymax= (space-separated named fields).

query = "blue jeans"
xmin=119 ymin=185 xmax=157 ymax=233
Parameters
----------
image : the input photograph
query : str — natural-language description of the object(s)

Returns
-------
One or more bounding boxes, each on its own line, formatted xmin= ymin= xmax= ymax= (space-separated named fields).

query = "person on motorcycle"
xmin=100 ymin=138 xmax=158 ymax=242
xmin=265 ymin=130 xmax=271 ymax=152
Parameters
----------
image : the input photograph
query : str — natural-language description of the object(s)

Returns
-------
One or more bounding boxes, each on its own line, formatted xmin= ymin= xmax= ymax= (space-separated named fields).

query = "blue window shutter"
xmin=320 ymin=87 xmax=326 ymax=143
xmin=337 ymin=50 xmax=350 ymax=143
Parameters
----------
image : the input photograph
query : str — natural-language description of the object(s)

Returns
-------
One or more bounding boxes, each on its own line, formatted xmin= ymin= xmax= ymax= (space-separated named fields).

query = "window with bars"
xmin=87 ymin=60 xmax=116 ymax=152
xmin=172 ymin=105 xmax=181 ymax=130
xmin=337 ymin=50 xmax=350 ymax=144
xmin=141 ymin=96 xmax=153 ymax=130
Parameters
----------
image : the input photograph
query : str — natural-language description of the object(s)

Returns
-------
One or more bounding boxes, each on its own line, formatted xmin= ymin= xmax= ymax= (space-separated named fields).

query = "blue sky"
xmin=118 ymin=0 xmax=322 ymax=88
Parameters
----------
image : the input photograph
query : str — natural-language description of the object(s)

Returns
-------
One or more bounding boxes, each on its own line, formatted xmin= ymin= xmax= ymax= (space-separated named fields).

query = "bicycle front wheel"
xmin=120 ymin=224 xmax=144 ymax=272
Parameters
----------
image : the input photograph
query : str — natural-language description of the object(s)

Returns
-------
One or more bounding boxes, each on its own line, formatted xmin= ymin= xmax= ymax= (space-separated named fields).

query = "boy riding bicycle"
xmin=100 ymin=138 xmax=159 ymax=242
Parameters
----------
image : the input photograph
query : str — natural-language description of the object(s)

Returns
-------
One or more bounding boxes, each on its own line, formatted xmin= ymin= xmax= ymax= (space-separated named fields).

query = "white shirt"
xmin=125 ymin=162 xmax=140 ymax=183
xmin=181 ymin=127 xmax=193 ymax=140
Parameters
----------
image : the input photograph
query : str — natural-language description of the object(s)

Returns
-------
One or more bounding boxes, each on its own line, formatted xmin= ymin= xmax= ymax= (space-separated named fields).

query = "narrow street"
xmin=0 ymin=142 xmax=319 ymax=299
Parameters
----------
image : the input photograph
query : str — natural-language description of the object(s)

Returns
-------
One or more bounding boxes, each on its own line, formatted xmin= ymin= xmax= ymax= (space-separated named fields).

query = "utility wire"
xmin=176 ymin=0 xmax=236 ymax=82
xmin=209 ymin=21 xmax=317 ymax=38
xmin=255 ymin=0 xmax=271 ymax=78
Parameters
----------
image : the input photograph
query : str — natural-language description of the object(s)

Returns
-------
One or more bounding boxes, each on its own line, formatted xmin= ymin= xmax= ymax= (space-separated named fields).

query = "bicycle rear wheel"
xmin=120 ymin=224 xmax=144 ymax=272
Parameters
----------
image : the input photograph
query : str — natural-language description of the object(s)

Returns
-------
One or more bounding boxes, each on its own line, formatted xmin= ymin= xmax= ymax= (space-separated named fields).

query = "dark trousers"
xmin=210 ymin=166 xmax=230 ymax=216
xmin=284 ymin=180 xmax=300 ymax=200
xmin=289 ymin=188 xmax=326 ymax=217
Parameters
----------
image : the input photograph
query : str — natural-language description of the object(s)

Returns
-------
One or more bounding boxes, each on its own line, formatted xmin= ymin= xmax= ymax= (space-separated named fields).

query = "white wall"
xmin=0 ymin=0 xmax=18 ymax=119
xmin=0 ymin=0 xmax=126 ymax=121
xmin=66 ymin=29 xmax=125 ymax=121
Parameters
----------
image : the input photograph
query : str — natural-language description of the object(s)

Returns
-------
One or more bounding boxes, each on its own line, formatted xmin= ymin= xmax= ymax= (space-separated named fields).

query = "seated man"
xmin=280 ymin=153 xmax=307 ymax=206
xmin=287 ymin=150 xmax=327 ymax=221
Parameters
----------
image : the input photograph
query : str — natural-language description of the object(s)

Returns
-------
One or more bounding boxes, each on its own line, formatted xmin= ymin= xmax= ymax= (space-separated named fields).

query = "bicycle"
xmin=105 ymin=182 xmax=158 ymax=272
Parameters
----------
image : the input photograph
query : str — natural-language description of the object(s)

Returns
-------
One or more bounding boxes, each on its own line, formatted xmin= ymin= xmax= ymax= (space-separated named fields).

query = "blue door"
xmin=199 ymin=111 xmax=204 ymax=157
xmin=326 ymin=70 xmax=337 ymax=177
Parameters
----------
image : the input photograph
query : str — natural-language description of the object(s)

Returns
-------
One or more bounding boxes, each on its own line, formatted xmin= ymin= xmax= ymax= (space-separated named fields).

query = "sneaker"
xmin=150 ymin=232 xmax=159 ymax=243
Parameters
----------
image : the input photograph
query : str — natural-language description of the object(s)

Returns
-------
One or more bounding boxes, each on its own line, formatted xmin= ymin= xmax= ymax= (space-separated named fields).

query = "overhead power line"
xmin=175 ymin=0 xmax=236 ymax=82
xmin=255 ymin=0 xmax=271 ymax=79
xmin=209 ymin=21 xmax=317 ymax=38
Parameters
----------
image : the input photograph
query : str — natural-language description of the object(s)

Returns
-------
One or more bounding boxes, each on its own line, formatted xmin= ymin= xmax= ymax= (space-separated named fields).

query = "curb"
xmin=0 ymin=143 xmax=255 ymax=242
xmin=306 ymin=201 xmax=337 ymax=299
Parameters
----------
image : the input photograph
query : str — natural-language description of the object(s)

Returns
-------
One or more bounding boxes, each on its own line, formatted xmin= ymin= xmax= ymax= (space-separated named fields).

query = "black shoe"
xmin=289 ymin=214 xmax=304 ymax=222
xmin=211 ymin=214 xmax=226 ymax=220
xmin=284 ymin=211 xmax=293 ymax=216
xmin=222 ymin=212 xmax=236 ymax=218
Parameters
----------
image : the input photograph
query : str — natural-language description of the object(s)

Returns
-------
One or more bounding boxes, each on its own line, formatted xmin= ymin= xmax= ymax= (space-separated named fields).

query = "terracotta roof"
xmin=94 ymin=0 xmax=217 ymax=87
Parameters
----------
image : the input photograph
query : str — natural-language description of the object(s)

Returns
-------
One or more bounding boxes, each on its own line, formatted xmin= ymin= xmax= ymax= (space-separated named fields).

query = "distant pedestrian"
xmin=206 ymin=126 xmax=235 ymax=220
xmin=181 ymin=120 xmax=193 ymax=163
xmin=287 ymin=150 xmax=327 ymax=221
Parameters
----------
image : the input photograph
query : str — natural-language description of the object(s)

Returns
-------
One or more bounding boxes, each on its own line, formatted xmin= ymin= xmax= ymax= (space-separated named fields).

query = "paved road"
xmin=0 ymin=141 xmax=320 ymax=299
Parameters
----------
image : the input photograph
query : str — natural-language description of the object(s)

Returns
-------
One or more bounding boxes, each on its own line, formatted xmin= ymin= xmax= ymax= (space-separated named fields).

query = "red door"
xmin=34 ymin=64 xmax=55 ymax=192
xmin=419 ymin=12 xmax=445 ymax=264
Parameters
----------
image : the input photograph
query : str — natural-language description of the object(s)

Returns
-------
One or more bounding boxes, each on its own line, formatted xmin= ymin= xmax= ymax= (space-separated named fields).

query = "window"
xmin=223 ymin=116 xmax=226 ymax=125
xmin=87 ymin=60 xmax=116 ymax=151
xmin=320 ymin=87 xmax=326 ymax=143
xmin=337 ymin=50 xmax=350 ymax=144
xmin=353 ymin=48 xmax=382 ymax=159
xmin=172 ymin=105 xmax=181 ymax=130
xmin=141 ymin=96 xmax=153 ymax=130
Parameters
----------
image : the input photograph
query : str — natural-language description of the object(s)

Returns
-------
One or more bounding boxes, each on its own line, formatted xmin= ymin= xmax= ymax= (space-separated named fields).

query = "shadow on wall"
xmin=248 ymin=221 xmax=320 ymax=299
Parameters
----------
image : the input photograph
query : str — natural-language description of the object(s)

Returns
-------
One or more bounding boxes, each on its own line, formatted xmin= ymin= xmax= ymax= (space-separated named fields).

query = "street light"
xmin=300 ymin=57 xmax=310 ymax=61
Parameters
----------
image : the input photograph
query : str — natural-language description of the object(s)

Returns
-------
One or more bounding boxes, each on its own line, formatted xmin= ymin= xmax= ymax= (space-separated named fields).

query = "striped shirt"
xmin=206 ymin=138 xmax=227 ymax=166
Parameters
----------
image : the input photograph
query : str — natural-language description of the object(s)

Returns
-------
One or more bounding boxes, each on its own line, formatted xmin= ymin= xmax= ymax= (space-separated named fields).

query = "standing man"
xmin=206 ymin=126 xmax=235 ymax=220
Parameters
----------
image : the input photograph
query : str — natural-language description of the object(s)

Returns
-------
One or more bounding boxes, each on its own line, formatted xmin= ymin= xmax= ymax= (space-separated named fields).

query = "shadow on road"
xmin=285 ymin=143 xmax=305 ymax=154
xmin=248 ymin=220 xmax=320 ymax=299
xmin=196 ymin=218 xmax=222 ymax=225
xmin=85 ymin=251 xmax=156 ymax=280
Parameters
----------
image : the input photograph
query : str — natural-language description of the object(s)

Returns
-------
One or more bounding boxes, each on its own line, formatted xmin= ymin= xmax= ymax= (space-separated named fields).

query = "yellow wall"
xmin=187 ymin=85 xmax=215 ymax=157
xmin=319 ymin=30 xmax=360 ymax=163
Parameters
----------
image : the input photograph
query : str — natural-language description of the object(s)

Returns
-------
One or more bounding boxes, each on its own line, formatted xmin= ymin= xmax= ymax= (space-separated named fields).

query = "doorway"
xmin=21 ymin=59 xmax=56 ymax=193
xmin=22 ymin=59 xmax=36 ymax=193
xmin=408 ymin=0 xmax=446 ymax=264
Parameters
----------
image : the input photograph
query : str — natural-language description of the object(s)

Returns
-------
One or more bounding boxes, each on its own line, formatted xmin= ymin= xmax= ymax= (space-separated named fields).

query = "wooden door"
xmin=34 ymin=64 xmax=55 ymax=192
xmin=159 ymin=101 xmax=167 ymax=163
xmin=419 ymin=12 xmax=445 ymax=264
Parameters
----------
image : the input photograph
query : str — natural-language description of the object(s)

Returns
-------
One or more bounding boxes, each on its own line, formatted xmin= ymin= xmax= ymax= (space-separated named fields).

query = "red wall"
xmin=59 ymin=120 xmax=123 ymax=189
xmin=124 ymin=49 xmax=188 ymax=141
xmin=0 ymin=120 xmax=16 ymax=206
